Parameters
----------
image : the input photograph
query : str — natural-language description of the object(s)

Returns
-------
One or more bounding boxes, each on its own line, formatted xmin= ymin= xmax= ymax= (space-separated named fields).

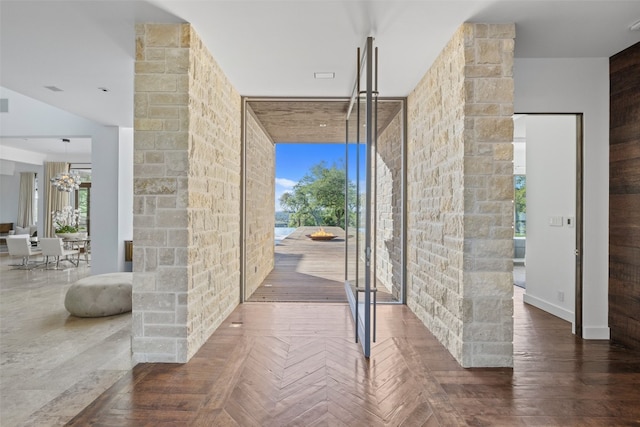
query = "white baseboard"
xmin=523 ymin=294 xmax=611 ymax=340
xmin=582 ymin=326 xmax=610 ymax=340
xmin=523 ymin=293 xmax=573 ymax=323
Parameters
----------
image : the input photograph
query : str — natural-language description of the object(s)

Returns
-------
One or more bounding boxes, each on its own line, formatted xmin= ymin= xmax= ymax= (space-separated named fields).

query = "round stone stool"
xmin=65 ymin=272 xmax=133 ymax=317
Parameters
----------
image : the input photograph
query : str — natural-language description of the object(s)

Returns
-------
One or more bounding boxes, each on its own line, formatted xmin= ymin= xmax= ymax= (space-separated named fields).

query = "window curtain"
xmin=17 ymin=172 xmax=35 ymax=227
xmin=44 ymin=162 xmax=70 ymax=237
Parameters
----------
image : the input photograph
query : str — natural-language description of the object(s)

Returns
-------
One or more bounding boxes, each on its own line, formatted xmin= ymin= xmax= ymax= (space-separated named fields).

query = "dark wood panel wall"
xmin=609 ymin=42 xmax=640 ymax=351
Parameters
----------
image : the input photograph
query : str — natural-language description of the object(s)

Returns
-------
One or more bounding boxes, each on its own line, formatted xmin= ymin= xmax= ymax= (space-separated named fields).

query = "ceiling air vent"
xmin=314 ymin=72 xmax=335 ymax=79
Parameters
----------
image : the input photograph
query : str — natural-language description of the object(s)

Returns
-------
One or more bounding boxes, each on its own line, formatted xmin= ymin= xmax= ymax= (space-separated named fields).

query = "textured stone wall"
xmin=406 ymin=23 xmax=514 ymax=367
xmin=245 ymin=107 xmax=275 ymax=299
xmin=133 ymin=23 xmax=241 ymax=363
xmin=186 ymin=26 xmax=242 ymax=361
xmin=376 ymin=108 xmax=403 ymax=300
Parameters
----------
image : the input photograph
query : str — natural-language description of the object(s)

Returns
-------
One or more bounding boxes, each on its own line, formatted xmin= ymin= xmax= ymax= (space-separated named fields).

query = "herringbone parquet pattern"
xmin=68 ymin=289 xmax=640 ymax=426
xmin=68 ymin=304 xmax=465 ymax=426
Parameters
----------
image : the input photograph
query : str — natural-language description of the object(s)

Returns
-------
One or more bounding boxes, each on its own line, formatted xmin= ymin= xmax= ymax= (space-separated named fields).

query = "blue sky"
xmin=275 ymin=143 xmax=352 ymax=211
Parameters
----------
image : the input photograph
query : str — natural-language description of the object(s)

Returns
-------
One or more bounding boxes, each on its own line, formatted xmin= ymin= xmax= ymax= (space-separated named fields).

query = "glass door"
xmin=345 ymin=37 xmax=377 ymax=357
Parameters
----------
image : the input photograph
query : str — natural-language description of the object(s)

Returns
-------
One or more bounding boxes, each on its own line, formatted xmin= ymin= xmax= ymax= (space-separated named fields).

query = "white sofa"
xmin=9 ymin=224 xmax=37 ymax=237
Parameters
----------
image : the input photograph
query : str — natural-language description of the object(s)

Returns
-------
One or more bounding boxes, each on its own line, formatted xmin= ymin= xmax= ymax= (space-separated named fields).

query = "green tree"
xmin=280 ymin=190 xmax=317 ymax=227
xmin=279 ymin=161 xmax=356 ymax=228
xmin=514 ymin=175 xmax=526 ymax=236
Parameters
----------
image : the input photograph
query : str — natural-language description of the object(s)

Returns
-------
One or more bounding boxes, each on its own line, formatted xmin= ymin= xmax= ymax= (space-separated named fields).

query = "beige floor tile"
xmin=0 ymin=254 xmax=132 ymax=426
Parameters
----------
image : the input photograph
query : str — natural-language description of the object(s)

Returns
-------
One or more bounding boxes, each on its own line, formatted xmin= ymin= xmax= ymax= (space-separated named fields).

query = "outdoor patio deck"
xmin=247 ymin=226 xmax=397 ymax=303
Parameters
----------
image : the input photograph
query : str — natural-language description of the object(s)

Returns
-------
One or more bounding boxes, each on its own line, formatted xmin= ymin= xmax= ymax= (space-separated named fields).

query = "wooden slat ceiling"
xmin=247 ymin=99 xmax=402 ymax=144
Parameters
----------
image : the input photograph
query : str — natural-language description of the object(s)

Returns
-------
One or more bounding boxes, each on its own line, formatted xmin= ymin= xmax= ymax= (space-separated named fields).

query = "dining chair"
xmin=39 ymin=237 xmax=79 ymax=270
xmin=6 ymin=235 xmax=42 ymax=269
xmin=72 ymin=236 xmax=91 ymax=265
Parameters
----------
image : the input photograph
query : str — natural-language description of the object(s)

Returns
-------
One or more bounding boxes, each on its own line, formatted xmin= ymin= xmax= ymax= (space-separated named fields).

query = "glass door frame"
xmin=344 ymin=36 xmax=377 ymax=357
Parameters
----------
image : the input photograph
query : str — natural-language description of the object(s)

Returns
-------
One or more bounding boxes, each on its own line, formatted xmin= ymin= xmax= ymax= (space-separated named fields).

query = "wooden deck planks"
xmin=248 ymin=226 xmax=396 ymax=303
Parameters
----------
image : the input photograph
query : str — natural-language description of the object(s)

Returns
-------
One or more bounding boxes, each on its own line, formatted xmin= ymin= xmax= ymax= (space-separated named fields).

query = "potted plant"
xmin=52 ymin=206 xmax=82 ymax=239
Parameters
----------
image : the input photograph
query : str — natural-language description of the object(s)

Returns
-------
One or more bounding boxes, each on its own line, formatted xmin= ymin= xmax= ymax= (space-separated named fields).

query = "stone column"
xmin=407 ymin=23 xmax=515 ymax=367
xmin=133 ymin=23 xmax=241 ymax=363
xmin=462 ymin=24 xmax=515 ymax=367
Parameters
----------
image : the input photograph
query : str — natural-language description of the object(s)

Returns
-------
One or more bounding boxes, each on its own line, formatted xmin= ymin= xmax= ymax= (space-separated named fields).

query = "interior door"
xmin=521 ymin=114 xmax=581 ymax=332
xmin=345 ymin=37 xmax=377 ymax=357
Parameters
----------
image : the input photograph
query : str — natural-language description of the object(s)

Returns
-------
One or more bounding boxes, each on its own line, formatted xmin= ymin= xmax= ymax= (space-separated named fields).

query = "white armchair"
xmin=40 ymin=238 xmax=79 ymax=270
xmin=8 ymin=225 xmax=38 ymax=247
xmin=6 ymin=235 xmax=42 ymax=269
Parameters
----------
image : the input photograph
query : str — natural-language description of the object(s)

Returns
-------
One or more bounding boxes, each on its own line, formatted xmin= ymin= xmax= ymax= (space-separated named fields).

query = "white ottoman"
xmin=65 ymin=273 xmax=132 ymax=318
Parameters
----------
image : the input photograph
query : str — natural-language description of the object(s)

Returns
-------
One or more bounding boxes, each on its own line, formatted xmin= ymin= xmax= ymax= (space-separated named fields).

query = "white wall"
xmin=523 ymin=115 xmax=577 ymax=324
xmin=514 ymin=58 xmax=610 ymax=339
xmin=513 ymin=142 xmax=525 ymax=175
xmin=90 ymin=125 xmax=120 ymax=273
xmin=0 ymin=87 xmax=132 ymax=274
xmin=0 ymin=161 xmax=43 ymax=231
xmin=0 ymin=162 xmax=19 ymax=225
xmin=117 ymin=127 xmax=133 ymax=269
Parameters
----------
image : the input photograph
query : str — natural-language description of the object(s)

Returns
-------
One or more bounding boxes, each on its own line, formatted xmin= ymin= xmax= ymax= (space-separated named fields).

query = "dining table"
xmin=61 ymin=236 xmax=91 ymax=265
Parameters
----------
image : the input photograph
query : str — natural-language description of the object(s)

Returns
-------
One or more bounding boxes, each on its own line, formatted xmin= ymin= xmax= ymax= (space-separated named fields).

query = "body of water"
xmin=275 ymin=227 xmax=296 ymax=244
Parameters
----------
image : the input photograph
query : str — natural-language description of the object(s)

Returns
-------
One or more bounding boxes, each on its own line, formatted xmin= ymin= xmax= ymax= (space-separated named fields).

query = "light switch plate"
xmin=549 ymin=216 xmax=563 ymax=227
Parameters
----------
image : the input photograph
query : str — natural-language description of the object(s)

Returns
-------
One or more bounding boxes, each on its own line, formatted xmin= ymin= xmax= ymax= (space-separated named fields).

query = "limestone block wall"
xmin=376 ymin=109 xmax=403 ymax=300
xmin=244 ymin=106 xmax=275 ymax=299
xmin=406 ymin=23 xmax=514 ymax=367
xmin=186 ymin=26 xmax=242 ymax=361
xmin=133 ymin=23 xmax=241 ymax=363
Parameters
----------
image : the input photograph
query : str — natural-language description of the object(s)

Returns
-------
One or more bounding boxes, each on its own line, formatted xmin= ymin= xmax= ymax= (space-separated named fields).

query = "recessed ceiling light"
xmin=630 ymin=19 xmax=640 ymax=31
xmin=319 ymin=123 xmax=327 ymax=127
xmin=44 ymin=85 xmax=63 ymax=92
xmin=314 ymin=72 xmax=335 ymax=79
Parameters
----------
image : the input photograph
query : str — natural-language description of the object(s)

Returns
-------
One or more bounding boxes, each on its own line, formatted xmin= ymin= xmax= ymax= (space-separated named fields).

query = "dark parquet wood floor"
xmin=67 ymin=286 xmax=640 ymax=426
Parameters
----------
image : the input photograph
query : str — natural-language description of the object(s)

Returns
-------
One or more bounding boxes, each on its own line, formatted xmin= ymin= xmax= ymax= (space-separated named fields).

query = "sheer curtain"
xmin=44 ymin=162 xmax=70 ymax=237
xmin=17 ymin=172 xmax=35 ymax=227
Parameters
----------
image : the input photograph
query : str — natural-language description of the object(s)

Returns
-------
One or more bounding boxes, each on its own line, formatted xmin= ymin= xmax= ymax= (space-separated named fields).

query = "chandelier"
xmin=50 ymin=139 xmax=81 ymax=192
xmin=51 ymin=170 xmax=81 ymax=192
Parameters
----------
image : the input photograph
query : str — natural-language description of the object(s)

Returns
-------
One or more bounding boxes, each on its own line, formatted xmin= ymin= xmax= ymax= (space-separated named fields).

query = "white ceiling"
xmin=0 ymin=137 xmax=91 ymax=159
xmin=1 ymin=0 xmax=639 ymax=152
